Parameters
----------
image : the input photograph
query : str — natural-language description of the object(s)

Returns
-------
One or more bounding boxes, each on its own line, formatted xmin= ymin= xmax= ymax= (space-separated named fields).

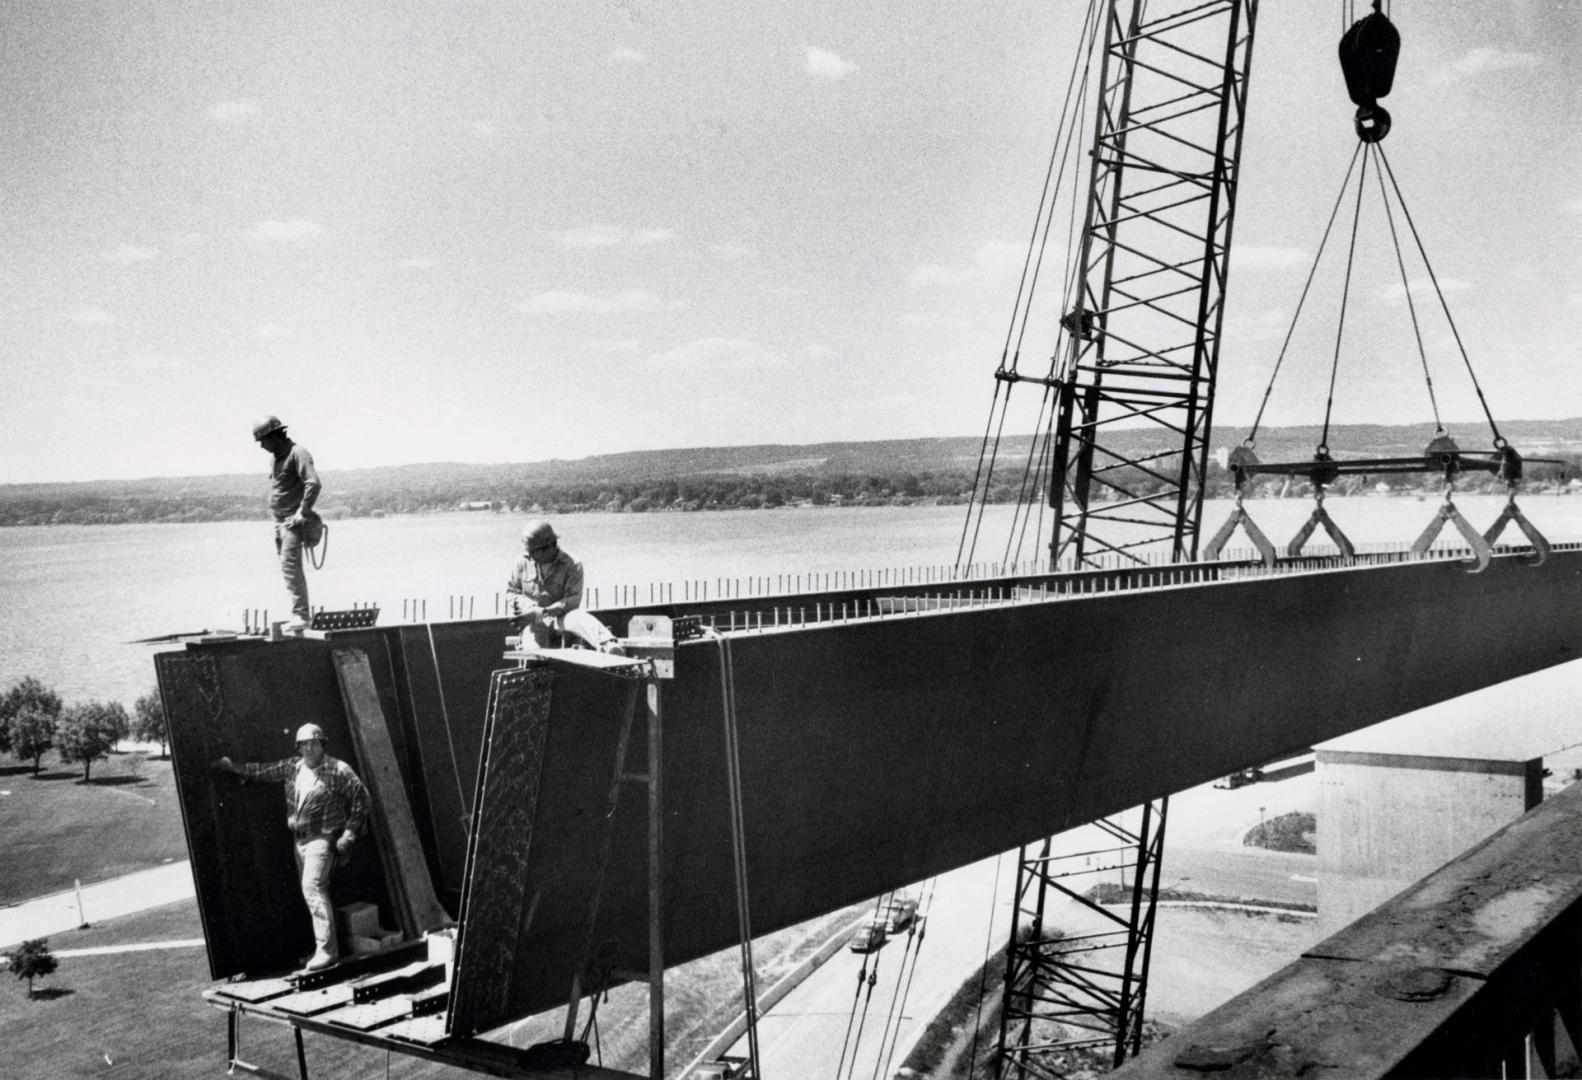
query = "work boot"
xmin=304 ymin=950 xmax=336 ymax=971
xmin=599 ymin=638 xmax=628 ymax=657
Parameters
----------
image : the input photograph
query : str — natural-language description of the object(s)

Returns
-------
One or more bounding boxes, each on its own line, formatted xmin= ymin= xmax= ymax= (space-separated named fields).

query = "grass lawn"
xmin=1 ymin=894 xmax=865 ymax=1080
xmin=0 ymin=748 xmax=188 ymax=905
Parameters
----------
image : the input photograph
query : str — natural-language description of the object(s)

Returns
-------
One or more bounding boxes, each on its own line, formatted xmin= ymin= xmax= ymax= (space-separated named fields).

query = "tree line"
xmin=3 ymin=456 xmax=1579 ymax=527
xmin=0 ymin=676 xmax=166 ymax=780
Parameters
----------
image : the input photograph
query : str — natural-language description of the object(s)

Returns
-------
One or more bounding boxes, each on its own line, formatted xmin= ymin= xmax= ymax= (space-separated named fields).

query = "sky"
xmin=2 ymin=1 xmax=1579 ymax=484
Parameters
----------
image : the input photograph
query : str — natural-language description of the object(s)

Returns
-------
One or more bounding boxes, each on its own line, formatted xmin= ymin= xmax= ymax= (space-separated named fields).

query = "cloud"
xmin=1221 ymin=306 xmax=1292 ymax=344
xmin=469 ymin=119 xmax=495 ymax=138
xmin=1564 ymin=199 xmax=1582 ymax=216
xmin=517 ymin=289 xmax=680 ymax=315
xmin=608 ymin=47 xmax=645 ymax=63
xmin=246 ymin=220 xmax=324 ymax=243
xmin=646 ymin=337 xmax=772 ymax=372
xmin=806 ymin=46 xmax=857 ymax=81
xmin=556 ymin=225 xmax=675 ymax=249
xmin=909 ymin=240 xmax=1026 ymax=287
xmin=1382 ymin=278 xmax=1470 ymax=302
xmin=710 ymin=243 xmax=758 ymax=261
xmin=899 ymin=312 xmax=977 ymax=331
xmin=1233 ymin=245 xmax=1307 ymax=269
xmin=102 ymin=244 xmax=158 ymax=264
xmin=399 ymin=258 xmax=437 ymax=269
xmin=208 ymin=100 xmax=261 ymax=123
xmin=588 ymin=338 xmax=642 ymax=353
xmin=70 ymin=306 xmax=115 ymax=325
xmin=1433 ymin=47 xmax=1540 ymax=84
xmin=255 ymin=324 xmax=293 ymax=340
xmin=126 ymin=350 xmax=181 ymax=370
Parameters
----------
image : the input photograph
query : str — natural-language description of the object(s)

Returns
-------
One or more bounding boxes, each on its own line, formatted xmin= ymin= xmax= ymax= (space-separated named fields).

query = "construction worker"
xmin=253 ymin=415 xmax=322 ymax=630
xmin=506 ymin=521 xmax=622 ymax=652
xmin=212 ymin=723 xmax=369 ymax=971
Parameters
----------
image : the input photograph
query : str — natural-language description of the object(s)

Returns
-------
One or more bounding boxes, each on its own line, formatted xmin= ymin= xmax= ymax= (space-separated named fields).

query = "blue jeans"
xmin=274 ymin=522 xmax=311 ymax=622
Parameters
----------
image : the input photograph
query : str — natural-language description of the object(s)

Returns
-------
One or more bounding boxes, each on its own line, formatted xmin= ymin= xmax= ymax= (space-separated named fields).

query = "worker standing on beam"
xmin=252 ymin=415 xmax=322 ymax=631
xmin=212 ymin=723 xmax=369 ymax=971
xmin=507 ymin=521 xmax=622 ymax=652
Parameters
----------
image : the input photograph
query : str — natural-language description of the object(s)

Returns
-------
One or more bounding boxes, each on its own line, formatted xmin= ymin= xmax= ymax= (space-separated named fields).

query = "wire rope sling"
xmin=1205 ymin=1 xmax=1555 ymax=573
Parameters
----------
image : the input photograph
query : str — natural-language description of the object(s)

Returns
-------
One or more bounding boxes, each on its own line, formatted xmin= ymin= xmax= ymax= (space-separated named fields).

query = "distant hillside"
xmin=3 ymin=421 xmax=1580 ymax=526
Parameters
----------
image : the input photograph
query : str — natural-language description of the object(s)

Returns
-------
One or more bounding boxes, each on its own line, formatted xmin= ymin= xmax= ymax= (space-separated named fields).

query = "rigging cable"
xmin=957 ymin=0 xmax=1104 ymax=569
xmin=964 ymin=852 xmax=1007 ymax=1080
xmin=710 ymin=630 xmax=763 ymax=1080
xmin=425 ymin=623 xmax=471 ymax=825
xmin=1374 ymin=142 xmax=1506 ymax=446
xmin=876 ymin=875 xmax=942 ymax=1080
xmin=1369 ymin=141 xmax=1443 ymax=432
xmin=867 ymin=908 xmax=922 ymax=1080
xmin=1319 ymin=137 xmax=1372 ymax=455
xmin=1247 ymin=142 xmax=1363 ymax=445
xmin=834 ymin=891 xmax=894 ymax=1080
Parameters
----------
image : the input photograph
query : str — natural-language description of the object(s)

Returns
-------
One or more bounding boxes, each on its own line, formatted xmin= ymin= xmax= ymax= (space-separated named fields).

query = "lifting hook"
xmin=1410 ymin=488 xmax=1492 ymax=573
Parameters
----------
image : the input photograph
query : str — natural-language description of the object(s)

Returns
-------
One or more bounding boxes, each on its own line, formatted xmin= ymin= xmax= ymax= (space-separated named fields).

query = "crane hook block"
xmin=1339 ymin=1 xmax=1399 ymax=141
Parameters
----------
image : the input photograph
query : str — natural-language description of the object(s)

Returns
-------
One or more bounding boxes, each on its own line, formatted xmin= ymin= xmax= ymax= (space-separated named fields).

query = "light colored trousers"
xmin=274 ymin=522 xmax=311 ymax=622
xmin=525 ymin=607 xmax=617 ymax=650
xmin=292 ymin=837 xmax=338 ymax=959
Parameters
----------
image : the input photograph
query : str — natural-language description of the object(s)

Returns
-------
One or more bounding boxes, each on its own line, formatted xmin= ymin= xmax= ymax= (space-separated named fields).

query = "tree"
xmin=9 ymin=938 xmax=57 ymax=998
xmin=8 ymin=706 xmax=56 ymax=775
xmin=132 ymin=688 xmax=168 ymax=757
xmin=56 ymin=701 xmax=129 ymax=782
xmin=1 ymin=676 xmax=63 ymax=757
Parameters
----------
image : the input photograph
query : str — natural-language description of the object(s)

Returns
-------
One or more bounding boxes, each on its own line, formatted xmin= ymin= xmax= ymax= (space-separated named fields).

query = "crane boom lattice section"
xmin=1050 ymin=0 xmax=1258 ymax=567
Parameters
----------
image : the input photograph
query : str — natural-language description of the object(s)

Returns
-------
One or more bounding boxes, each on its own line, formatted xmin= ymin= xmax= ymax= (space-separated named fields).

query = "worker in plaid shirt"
xmin=214 ymin=723 xmax=369 ymax=970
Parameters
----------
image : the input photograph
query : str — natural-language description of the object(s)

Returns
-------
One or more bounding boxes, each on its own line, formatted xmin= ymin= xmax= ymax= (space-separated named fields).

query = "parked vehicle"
xmin=689 ymin=1054 xmax=752 ymax=1079
xmin=848 ymin=923 xmax=888 ymax=954
xmin=884 ymin=898 xmax=919 ymax=934
xmin=1213 ymin=766 xmax=1263 ymax=789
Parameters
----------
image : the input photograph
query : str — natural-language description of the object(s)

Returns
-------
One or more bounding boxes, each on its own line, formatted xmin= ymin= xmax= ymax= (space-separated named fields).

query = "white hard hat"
xmin=295 ymin=723 xmax=326 ymax=744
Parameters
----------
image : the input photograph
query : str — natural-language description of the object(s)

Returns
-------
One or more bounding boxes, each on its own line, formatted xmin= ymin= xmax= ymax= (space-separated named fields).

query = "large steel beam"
xmin=160 ymin=549 xmax=1581 ymax=1025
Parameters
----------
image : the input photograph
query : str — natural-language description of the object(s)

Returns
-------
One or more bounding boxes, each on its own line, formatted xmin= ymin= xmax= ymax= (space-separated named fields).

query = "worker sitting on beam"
xmin=507 ymin=521 xmax=623 ymax=653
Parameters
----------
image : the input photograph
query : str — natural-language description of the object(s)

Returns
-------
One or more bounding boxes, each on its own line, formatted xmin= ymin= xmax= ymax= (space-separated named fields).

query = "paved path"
xmin=0 ymin=860 xmax=195 ymax=950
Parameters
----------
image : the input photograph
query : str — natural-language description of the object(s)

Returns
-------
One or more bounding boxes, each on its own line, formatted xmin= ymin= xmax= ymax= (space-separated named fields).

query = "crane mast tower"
xmin=999 ymin=1 xmax=1258 ymax=1074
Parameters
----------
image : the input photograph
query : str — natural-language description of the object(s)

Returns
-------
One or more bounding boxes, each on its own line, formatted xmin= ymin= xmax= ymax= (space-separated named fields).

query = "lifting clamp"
xmin=1410 ymin=486 xmax=1492 ymax=573
xmin=1203 ymin=446 xmax=1277 ymax=568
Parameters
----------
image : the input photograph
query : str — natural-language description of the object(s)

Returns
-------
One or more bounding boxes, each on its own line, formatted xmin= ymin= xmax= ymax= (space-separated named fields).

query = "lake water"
xmin=3 ymin=494 xmax=1578 ymax=708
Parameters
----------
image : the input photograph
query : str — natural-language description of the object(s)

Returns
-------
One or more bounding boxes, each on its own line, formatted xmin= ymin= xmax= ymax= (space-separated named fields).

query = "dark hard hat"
xmin=253 ymin=415 xmax=287 ymax=441
xmin=522 ymin=521 xmax=559 ymax=549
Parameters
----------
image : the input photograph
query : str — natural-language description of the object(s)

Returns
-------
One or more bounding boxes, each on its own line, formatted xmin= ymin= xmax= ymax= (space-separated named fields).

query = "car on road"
xmin=689 ymin=1054 xmax=752 ymax=1079
xmin=1213 ymin=767 xmax=1263 ymax=789
xmin=884 ymin=898 xmax=919 ymax=934
xmin=848 ymin=923 xmax=888 ymax=954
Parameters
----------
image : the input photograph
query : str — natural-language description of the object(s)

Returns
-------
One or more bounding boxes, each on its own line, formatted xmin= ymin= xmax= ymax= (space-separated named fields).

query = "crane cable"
xmin=1246 ymin=142 xmax=1363 ymax=446
xmin=956 ymin=0 xmax=1104 ymax=570
xmin=866 ymin=905 xmax=923 ymax=1080
xmin=1248 ymin=139 xmax=1506 ymax=455
xmin=1371 ymin=142 xmax=1442 ymax=433
xmin=873 ymin=875 xmax=942 ymax=1080
xmin=708 ymin=630 xmax=762 ymax=1079
xmin=1318 ymin=137 xmax=1373 ymax=455
xmin=1374 ymin=142 xmax=1505 ymax=447
xmin=833 ymin=891 xmax=894 ymax=1080
xmin=964 ymin=852 xmax=1007 ymax=1080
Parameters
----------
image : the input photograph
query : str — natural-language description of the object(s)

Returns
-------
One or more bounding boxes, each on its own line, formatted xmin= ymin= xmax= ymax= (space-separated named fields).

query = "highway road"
xmin=715 ymin=762 xmax=1319 ymax=1078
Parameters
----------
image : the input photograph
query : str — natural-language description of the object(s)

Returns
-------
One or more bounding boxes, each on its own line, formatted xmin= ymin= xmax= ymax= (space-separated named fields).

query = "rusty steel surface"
xmin=162 ymin=549 xmax=1582 ymax=1016
xmin=1111 ymin=778 xmax=1582 ymax=1080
